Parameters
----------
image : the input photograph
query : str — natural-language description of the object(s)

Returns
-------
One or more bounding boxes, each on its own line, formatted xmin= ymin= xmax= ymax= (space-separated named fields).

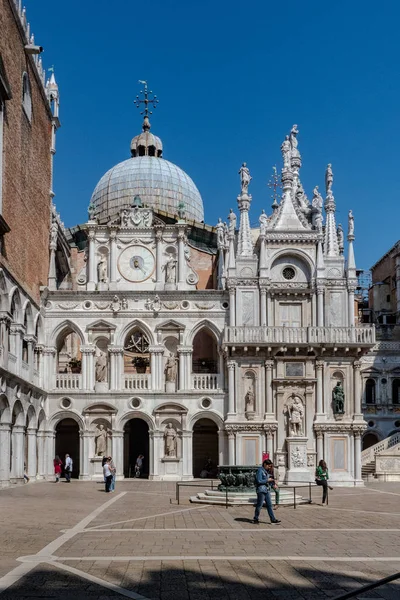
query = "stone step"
xmin=190 ymin=489 xmax=309 ymax=506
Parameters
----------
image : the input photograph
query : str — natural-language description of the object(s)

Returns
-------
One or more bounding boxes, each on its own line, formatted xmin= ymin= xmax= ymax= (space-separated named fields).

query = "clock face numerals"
xmin=118 ymin=245 xmax=155 ymax=282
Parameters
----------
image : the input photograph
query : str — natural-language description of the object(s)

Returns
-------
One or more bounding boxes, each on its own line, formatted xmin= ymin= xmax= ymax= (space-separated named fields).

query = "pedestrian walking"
xmin=266 ymin=462 xmax=280 ymax=509
xmin=315 ymin=459 xmax=333 ymax=505
xmin=253 ymin=459 xmax=281 ymax=525
xmin=23 ymin=463 xmax=30 ymax=483
xmin=109 ymin=456 xmax=116 ymax=492
xmin=103 ymin=457 xmax=113 ymax=493
xmin=64 ymin=454 xmax=73 ymax=482
xmin=135 ymin=454 xmax=143 ymax=478
xmin=54 ymin=455 xmax=62 ymax=482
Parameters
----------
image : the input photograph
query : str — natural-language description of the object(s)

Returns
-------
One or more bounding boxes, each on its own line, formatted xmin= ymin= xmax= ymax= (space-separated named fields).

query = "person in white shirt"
xmin=103 ymin=458 xmax=113 ymax=493
xmin=65 ymin=454 xmax=73 ymax=482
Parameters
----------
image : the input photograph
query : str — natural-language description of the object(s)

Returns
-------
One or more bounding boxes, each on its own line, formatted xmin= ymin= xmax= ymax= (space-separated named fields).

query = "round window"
xmin=61 ymin=398 xmax=71 ymax=409
xmin=395 ymin=420 xmax=400 ymax=428
xmin=381 ymin=378 xmax=387 ymax=384
xmin=131 ymin=397 xmax=141 ymax=409
xmin=83 ymin=301 xmax=92 ymax=309
xmin=368 ymin=420 xmax=374 ymax=428
xmin=201 ymin=398 xmax=212 ymax=409
xmin=282 ymin=267 xmax=296 ymax=280
xmin=181 ymin=300 xmax=190 ymax=309
xmin=222 ymin=301 xmax=229 ymax=309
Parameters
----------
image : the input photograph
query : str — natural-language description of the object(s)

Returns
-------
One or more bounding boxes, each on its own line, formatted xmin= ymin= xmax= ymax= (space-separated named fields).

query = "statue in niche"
xmin=284 ymin=394 xmax=305 ymax=437
xmin=281 ymin=135 xmax=291 ymax=169
xmin=97 ymin=256 xmax=108 ymax=283
xmin=325 ymin=163 xmax=334 ymax=196
xmin=259 ymin=210 xmax=269 ymax=235
xmin=332 ymin=381 xmax=345 ymax=414
xmin=164 ymin=255 xmax=177 ymax=283
xmin=245 ymin=389 xmax=255 ymax=412
xmin=95 ymin=348 xmax=107 ymax=382
xmin=164 ymin=422 xmax=177 ymax=457
xmin=95 ymin=423 xmax=108 ymax=456
xmin=348 ymin=210 xmax=354 ymax=236
xmin=238 ymin=162 xmax=252 ymax=194
xmin=216 ymin=218 xmax=225 ymax=247
xmin=228 ymin=209 xmax=237 ymax=233
xmin=164 ymin=352 xmax=177 ymax=383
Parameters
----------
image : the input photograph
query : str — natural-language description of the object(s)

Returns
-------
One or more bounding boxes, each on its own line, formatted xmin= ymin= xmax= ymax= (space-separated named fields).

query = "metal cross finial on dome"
xmin=134 ymin=80 xmax=159 ymax=131
xmin=268 ymin=166 xmax=281 ymax=210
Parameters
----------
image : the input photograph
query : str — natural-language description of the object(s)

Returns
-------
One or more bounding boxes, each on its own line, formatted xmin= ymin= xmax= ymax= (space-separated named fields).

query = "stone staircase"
xmin=190 ymin=486 xmax=310 ymax=506
xmin=361 ymin=432 xmax=400 ymax=480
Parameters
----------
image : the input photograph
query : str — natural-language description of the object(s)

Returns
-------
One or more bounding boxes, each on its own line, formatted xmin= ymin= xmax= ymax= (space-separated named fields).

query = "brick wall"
xmin=0 ymin=0 xmax=52 ymax=304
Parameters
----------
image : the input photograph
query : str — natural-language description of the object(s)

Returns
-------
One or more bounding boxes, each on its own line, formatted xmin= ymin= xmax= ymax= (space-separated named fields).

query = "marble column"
xmin=0 ymin=316 xmax=10 ymax=369
xmin=109 ymin=347 xmax=124 ymax=391
xmin=265 ymin=429 xmax=274 ymax=458
xmin=316 ymin=360 xmax=324 ymax=415
xmin=81 ymin=431 xmax=91 ymax=480
xmin=260 ymin=288 xmax=267 ymax=327
xmin=36 ymin=430 xmax=45 ymax=479
xmin=182 ymin=431 xmax=193 ymax=479
xmin=26 ymin=427 xmax=37 ymax=478
xmin=87 ymin=228 xmax=97 ymax=291
xmin=43 ymin=347 xmax=56 ymax=391
xmin=155 ymin=229 xmax=163 ymax=287
xmin=228 ymin=287 xmax=236 ymax=326
xmin=348 ymin=287 xmax=355 ymax=327
xmin=11 ymin=424 xmax=25 ymax=480
xmin=228 ymin=432 xmax=235 ymax=465
xmin=218 ymin=429 xmax=226 ymax=466
xmin=0 ymin=422 xmax=11 ymax=485
xmin=353 ymin=360 xmax=362 ymax=417
xmin=354 ymin=432 xmax=362 ymax=483
xmin=177 ymin=231 xmax=186 ymax=288
xmin=45 ymin=430 xmax=56 ymax=479
xmin=316 ymin=431 xmax=324 ymax=463
xmin=26 ymin=337 xmax=35 ymax=381
xmin=317 ymin=288 xmax=324 ymax=327
xmin=112 ymin=431 xmax=124 ymax=478
xmin=227 ymin=360 xmax=235 ymax=415
xmin=109 ymin=229 xmax=117 ymax=285
xmin=265 ymin=360 xmax=274 ymax=417
xmin=48 ymin=245 xmax=57 ymax=290
xmin=81 ymin=346 xmax=95 ymax=391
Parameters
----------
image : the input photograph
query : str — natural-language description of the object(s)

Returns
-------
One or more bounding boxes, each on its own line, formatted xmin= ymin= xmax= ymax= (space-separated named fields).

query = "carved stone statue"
xmin=337 ymin=223 xmax=344 ymax=253
xmin=284 ymin=395 xmax=305 ymax=437
xmin=164 ymin=352 xmax=177 ymax=383
xmin=289 ymin=124 xmax=299 ymax=155
xmin=325 ymin=163 xmax=333 ymax=196
xmin=97 ymin=256 xmax=107 ymax=283
xmin=348 ymin=210 xmax=354 ymax=236
xmin=164 ymin=422 xmax=177 ymax=457
xmin=312 ymin=186 xmax=323 ymax=232
xmin=95 ymin=349 xmax=107 ymax=382
xmin=259 ymin=210 xmax=268 ymax=235
xmin=95 ymin=424 xmax=108 ymax=456
xmin=245 ymin=389 xmax=255 ymax=412
xmin=238 ymin=162 xmax=252 ymax=194
xmin=164 ymin=255 xmax=177 ymax=283
xmin=216 ymin=218 xmax=225 ymax=247
xmin=281 ymin=135 xmax=291 ymax=169
xmin=296 ymin=182 xmax=309 ymax=210
xmin=228 ymin=209 xmax=237 ymax=233
xmin=332 ymin=381 xmax=345 ymax=414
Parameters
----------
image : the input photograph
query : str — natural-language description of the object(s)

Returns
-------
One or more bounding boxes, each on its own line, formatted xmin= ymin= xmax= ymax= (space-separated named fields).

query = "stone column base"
xmin=284 ymin=437 xmax=312 ymax=483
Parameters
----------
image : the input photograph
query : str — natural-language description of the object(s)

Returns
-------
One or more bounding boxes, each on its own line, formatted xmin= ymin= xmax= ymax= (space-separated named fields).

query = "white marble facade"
xmin=0 ymin=122 xmax=376 ymax=487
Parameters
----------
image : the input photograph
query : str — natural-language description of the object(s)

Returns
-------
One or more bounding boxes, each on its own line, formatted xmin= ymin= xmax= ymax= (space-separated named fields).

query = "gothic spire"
xmin=324 ymin=164 xmax=339 ymax=257
xmin=237 ymin=163 xmax=253 ymax=256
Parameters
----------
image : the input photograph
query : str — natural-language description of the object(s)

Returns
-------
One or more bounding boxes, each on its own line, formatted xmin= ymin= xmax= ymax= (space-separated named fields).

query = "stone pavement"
xmin=0 ymin=479 xmax=400 ymax=599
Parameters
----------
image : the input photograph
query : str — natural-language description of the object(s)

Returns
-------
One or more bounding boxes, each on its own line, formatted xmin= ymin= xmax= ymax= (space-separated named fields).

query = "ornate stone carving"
xmin=164 ymin=422 xmax=177 ymax=457
xmin=164 ymin=255 xmax=177 ymax=283
xmin=348 ymin=210 xmax=354 ymax=236
xmin=281 ymin=135 xmax=291 ymax=169
xmin=97 ymin=256 xmax=108 ymax=283
xmin=238 ymin=163 xmax=251 ymax=194
xmin=163 ymin=301 xmax=179 ymax=310
xmin=284 ymin=394 xmax=305 ymax=437
xmin=194 ymin=302 xmax=215 ymax=310
xmin=164 ymin=352 xmax=177 ymax=383
xmin=95 ymin=349 xmax=107 ymax=382
xmin=228 ymin=209 xmax=237 ymax=232
xmin=291 ymin=445 xmax=306 ymax=468
xmin=94 ymin=423 xmax=109 ymax=456
xmin=145 ymin=295 xmax=161 ymax=312
xmin=259 ymin=210 xmax=269 ymax=235
xmin=332 ymin=381 xmax=345 ymax=414
xmin=57 ymin=302 xmax=79 ymax=310
xmin=110 ymin=295 xmax=128 ymax=313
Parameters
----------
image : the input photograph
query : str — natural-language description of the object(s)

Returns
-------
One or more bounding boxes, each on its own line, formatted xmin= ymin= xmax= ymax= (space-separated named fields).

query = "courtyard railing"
xmin=361 ymin=431 xmax=400 ymax=466
xmin=124 ymin=373 xmax=150 ymax=390
xmin=224 ymin=325 xmax=375 ymax=346
xmin=192 ymin=374 xmax=221 ymax=391
xmin=56 ymin=373 xmax=81 ymax=390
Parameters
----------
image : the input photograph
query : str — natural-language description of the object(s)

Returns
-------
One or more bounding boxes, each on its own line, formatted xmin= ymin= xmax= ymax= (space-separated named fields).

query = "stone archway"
xmin=55 ymin=418 xmax=80 ymax=478
xmin=124 ymin=418 xmax=149 ymax=478
xmin=362 ymin=432 xmax=379 ymax=451
xmin=192 ymin=418 xmax=218 ymax=478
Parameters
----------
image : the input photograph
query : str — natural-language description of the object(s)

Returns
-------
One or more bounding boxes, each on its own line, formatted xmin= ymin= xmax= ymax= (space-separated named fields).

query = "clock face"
xmin=118 ymin=245 xmax=155 ymax=282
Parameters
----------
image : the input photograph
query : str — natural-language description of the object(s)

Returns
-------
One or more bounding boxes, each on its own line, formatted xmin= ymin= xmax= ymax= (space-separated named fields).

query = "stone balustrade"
xmin=56 ymin=373 xmax=82 ymax=390
xmin=124 ymin=374 xmax=150 ymax=391
xmin=192 ymin=374 xmax=221 ymax=391
xmin=224 ymin=325 xmax=375 ymax=346
xmin=361 ymin=431 xmax=400 ymax=465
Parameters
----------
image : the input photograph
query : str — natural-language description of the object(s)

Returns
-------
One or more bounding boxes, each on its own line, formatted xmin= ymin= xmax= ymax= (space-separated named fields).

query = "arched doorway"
xmin=55 ymin=419 xmax=80 ymax=478
xmin=362 ymin=432 xmax=379 ymax=451
xmin=192 ymin=418 xmax=218 ymax=478
xmin=124 ymin=418 xmax=149 ymax=478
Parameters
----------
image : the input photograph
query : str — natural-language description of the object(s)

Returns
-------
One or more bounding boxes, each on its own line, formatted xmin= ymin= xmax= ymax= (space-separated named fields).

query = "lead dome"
xmin=89 ymin=111 xmax=204 ymax=224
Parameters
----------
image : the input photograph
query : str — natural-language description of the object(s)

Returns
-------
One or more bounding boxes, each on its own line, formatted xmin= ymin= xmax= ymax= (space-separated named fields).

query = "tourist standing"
xmin=315 ymin=459 xmax=333 ymax=505
xmin=103 ymin=458 xmax=113 ymax=492
xmin=109 ymin=456 xmax=116 ymax=492
xmin=102 ymin=455 xmax=108 ymax=482
xmin=135 ymin=454 xmax=143 ymax=478
xmin=64 ymin=454 xmax=73 ymax=482
xmin=266 ymin=462 xmax=280 ymax=509
xmin=253 ymin=459 xmax=281 ymax=524
xmin=54 ymin=455 xmax=62 ymax=482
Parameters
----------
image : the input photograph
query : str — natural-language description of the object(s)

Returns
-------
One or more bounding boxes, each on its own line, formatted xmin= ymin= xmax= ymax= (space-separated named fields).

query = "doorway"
xmin=192 ymin=418 xmax=218 ymax=478
xmin=55 ymin=418 xmax=80 ymax=478
xmin=362 ymin=432 xmax=379 ymax=451
xmin=124 ymin=418 xmax=149 ymax=478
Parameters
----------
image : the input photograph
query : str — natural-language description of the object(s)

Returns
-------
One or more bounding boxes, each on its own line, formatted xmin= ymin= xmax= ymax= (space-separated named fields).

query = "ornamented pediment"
xmin=86 ymin=319 xmax=117 ymax=332
xmin=154 ymin=403 xmax=188 ymax=415
xmin=83 ymin=402 xmax=117 ymax=415
xmin=155 ymin=319 xmax=185 ymax=332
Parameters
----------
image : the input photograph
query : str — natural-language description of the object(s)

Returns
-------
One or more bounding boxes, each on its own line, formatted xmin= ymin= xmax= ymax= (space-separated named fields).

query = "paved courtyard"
xmin=0 ymin=480 xmax=400 ymax=599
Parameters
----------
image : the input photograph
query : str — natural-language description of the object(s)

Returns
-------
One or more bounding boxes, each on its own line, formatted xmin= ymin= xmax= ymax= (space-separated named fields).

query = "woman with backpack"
xmin=315 ymin=459 xmax=333 ymax=505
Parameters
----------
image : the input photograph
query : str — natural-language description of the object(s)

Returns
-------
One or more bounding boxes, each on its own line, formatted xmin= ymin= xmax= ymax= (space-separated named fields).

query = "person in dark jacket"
xmin=253 ymin=459 xmax=281 ymax=524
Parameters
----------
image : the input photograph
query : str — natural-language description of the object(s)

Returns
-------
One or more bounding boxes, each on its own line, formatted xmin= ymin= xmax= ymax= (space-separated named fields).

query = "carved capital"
xmin=227 ymin=361 xmax=236 ymax=371
xmin=353 ymin=360 xmax=362 ymax=371
xmin=43 ymin=346 xmax=56 ymax=356
xmin=315 ymin=360 xmax=324 ymax=371
xmin=108 ymin=346 xmax=125 ymax=355
xmin=265 ymin=360 xmax=274 ymax=370
xmin=80 ymin=345 xmax=96 ymax=355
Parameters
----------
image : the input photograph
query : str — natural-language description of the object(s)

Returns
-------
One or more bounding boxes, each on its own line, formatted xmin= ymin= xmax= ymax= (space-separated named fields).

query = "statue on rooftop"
xmin=238 ymin=162 xmax=252 ymax=194
xmin=337 ymin=223 xmax=344 ymax=254
xmin=259 ymin=210 xmax=269 ymax=235
xmin=348 ymin=210 xmax=354 ymax=236
xmin=216 ymin=218 xmax=225 ymax=248
xmin=281 ymin=135 xmax=291 ymax=169
xmin=325 ymin=163 xmax=334 ymax=196
xmin=289 ymin=124 xmax=299 ymax=156
xmin=228 ymin=209 xmax=237 ymax=233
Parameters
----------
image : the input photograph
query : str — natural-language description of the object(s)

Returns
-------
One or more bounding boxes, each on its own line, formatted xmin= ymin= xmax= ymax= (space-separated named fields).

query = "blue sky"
xmin=27 ymin=0 xmax=400 ymax=270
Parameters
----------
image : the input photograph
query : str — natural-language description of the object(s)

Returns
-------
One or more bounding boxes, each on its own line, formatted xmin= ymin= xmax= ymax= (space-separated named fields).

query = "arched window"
xmin=124 ymin=329 xmax=150 ymax=374
xmin=192 ymin=328 xmax=218 ymax=373
xmin=365 ymin=379 xmax=376 ymax=404
xmin=392 ymin=379 xmax=400 ymax=405
xmin=22 ymin=72 xmax=32 ymax=121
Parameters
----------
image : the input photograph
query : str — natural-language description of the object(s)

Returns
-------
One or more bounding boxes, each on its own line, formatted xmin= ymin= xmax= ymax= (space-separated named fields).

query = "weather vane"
xmin=134 ymin=80 xmax=159 ymax=118
xmin=267 ymin=166 xmax=281 ymax=208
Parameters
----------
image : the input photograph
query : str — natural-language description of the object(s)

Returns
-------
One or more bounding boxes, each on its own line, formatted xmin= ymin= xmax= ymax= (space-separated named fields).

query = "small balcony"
xmin=192 ymin=373 xmax=221 ymax=391
xmin=124 ymin=373 xmax=150 ymax=390
xmin=56 ymin=373 xmax=82 ymax=390
xmin=223 ymin=325 xmax=375 ymax=346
